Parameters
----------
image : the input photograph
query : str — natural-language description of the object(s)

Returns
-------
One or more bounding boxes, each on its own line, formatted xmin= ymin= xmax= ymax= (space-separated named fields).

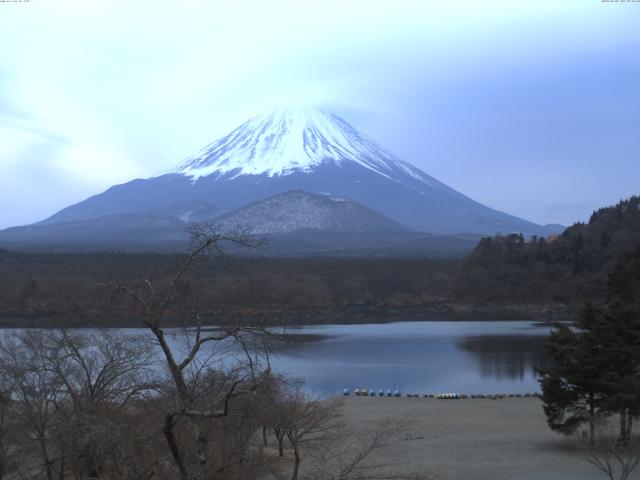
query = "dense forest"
xmin=0 ymin=252 xmax=458 ymax=326
xmin=453 ymin=196 xmax=640 ymax=304
xmin=1 ymin=196 xmax=638 ymax=326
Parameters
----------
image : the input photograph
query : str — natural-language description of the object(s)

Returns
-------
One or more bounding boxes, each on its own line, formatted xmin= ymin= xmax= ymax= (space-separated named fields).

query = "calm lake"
xmin=269 ymin=321 xmax=551 ymax=398
xmin=1 ymin=320 xmax=552 ymax=399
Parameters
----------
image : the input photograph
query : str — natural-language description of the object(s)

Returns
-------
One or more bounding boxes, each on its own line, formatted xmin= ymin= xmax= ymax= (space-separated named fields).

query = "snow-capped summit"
xmin=175 ymin=107 xmax=436 ymax=187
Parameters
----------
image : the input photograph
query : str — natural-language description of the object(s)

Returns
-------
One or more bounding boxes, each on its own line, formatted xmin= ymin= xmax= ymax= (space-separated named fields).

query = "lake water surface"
xmin=269 ymin=321 xmax=551 ymax=398
xmin=1 ymin=320 xmax=552 ymax=399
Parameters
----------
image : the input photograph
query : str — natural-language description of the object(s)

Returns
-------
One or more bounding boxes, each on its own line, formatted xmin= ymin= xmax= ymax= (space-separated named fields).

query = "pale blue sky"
xmin=0 ymin=0 xmax=639 ymax=229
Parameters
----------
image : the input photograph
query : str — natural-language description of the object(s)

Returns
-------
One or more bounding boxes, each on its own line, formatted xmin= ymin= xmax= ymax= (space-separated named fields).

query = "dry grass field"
xmin=336 ymin=397 xmax=610 ymax=480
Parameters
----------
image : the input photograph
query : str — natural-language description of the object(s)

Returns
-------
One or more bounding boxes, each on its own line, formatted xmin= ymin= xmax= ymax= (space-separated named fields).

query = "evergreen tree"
xmin=539 ymin=243 xmax=640 ymax=444
xmin=608 ymin=244 xmax=640 ymax=305
xmin=538 ymin=306 xmax=607 ymax=442
xmin=596 ymin=301 xmax=640 ymax=444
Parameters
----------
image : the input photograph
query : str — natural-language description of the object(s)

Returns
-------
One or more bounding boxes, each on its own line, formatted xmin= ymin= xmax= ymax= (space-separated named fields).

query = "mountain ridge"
xmin=8 ymin=107 xmax=562 ymax=245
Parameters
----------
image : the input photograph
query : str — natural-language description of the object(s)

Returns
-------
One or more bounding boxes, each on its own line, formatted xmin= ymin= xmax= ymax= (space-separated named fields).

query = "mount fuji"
xmin=0 ymin=107 xmax=559 ymax=252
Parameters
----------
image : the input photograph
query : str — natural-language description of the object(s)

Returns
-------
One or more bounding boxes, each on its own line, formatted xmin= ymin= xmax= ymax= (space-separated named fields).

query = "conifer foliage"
xmin=539 ymin=244 xmax=640 ymax=444
xmin=455 ymin=196 xmax=640 ymax=303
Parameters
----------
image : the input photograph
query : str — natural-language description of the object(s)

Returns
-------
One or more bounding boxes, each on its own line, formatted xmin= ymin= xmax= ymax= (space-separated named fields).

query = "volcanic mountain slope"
xmin=0 ymin=214 xmax=188 ymax=250
xmin=0 ymin=193 xmax=478 ymax=255
xmin=34 ymin=107 xmax=557 ymax=237
xmin=215 ymin=190 xmax=407 ymax=234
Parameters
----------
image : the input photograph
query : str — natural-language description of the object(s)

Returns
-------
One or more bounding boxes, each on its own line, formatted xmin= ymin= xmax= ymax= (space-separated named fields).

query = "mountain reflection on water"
xmin=457 ymin=335 xmax=550 ymax=382
xmin=268 ymin=321 xmax=551 ymax=398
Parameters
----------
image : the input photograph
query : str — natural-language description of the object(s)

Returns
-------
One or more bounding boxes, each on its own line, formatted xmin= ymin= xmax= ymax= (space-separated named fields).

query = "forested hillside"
xmin=0 ymin=252 xmax=457 ymax=326
xmin=453 ymin=196 xmax=640 ymax=303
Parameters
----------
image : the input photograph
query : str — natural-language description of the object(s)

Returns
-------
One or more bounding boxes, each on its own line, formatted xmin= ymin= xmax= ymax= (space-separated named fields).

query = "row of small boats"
xmin=344 ymin=389 xmax=462 ymax=399
xmin=344 ymin=388 xmax=402 ymax=397
xmin=343 ymin=388 xmax=540 ymax=399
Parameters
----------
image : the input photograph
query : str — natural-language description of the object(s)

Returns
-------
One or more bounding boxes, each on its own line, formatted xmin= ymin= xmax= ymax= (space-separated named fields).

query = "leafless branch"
xmin=580 ymin=426 xmax=640 ymax=480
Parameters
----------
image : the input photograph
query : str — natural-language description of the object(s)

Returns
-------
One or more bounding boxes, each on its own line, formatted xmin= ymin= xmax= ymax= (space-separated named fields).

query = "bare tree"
xmin=284 ymin=395 xmax=342 ymax=480
xmin=306 ymin=418 xmax=432 ymax=480
xmin=272 ymin=411 xmax=288 ymax=458
xmin=45 ymin=330 xmax=158 ymax=480
xmin=0 ymin=393 xmax=5 ymax=480
xmin=262 ymin=376 xmax=303 ymax=458
xmin=46 ymin=330 xmax=156 ymax=411
xmin=0 ymin=329 xmax=162 ymax=480
xmin=0 ymin=330 xmax=65 ymax=480
xmin=0 ymin=386 xmax=15 ymax=480
xmin=98 ymin=223 xmax=272 ymax=480
xmin=265 ymin=415 xmax=432 ymax=480
xmin=253 ymin=370 xmax=285 ymax=453
xmin=580 ymin=426 xmax=640 ymax=480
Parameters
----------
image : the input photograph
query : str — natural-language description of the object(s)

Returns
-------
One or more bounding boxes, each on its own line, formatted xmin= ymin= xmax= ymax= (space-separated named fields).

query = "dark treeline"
xmin=0 ymin=251 xmax=457 ymax=326
xmin=453 ymin=196 xmax=640 ymax=304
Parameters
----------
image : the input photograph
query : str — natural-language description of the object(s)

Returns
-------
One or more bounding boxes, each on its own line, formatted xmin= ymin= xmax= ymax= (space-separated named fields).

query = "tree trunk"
xmin=149 ymin=325 xmax=189 ymax=401
xmin=262 ymin=425 xmax=268 ymax=447
xmin=0 ymin=407 xmax=6 ymax=480
xmin=290 ymin=442 xmax=300 ymax=480
xmin=37 ymin=431 xmax=54 ymax=480
xmin=589 ymin=392 xmax=595 ymax=445
xmin=194 ymin=421 xmax=208 ymax=466
xmin=58 ymin=435 xmax=65 ymax=480
xmin=163 ymin=413 xmax=190 ymax=480
xmin=278 ymin=437 xmax=284 ymax=457
xmin=619 ymin=409 xmax=629 ymax=445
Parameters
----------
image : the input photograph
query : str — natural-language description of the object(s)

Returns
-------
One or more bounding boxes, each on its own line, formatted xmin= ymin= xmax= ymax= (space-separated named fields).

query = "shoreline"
xmin=0 ymin=302 xmax=578 ymax=328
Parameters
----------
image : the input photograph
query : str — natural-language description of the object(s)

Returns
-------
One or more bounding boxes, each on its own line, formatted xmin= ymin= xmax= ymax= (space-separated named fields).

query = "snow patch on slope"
xmin=179 ymin=210 xmax=193 ymax=222
xmin=215 ymin=190 xmax=406 ymax=234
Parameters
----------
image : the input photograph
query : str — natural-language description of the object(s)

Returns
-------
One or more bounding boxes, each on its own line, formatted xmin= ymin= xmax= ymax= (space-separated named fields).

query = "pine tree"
xmin=595 ymin=301 xmax=640 ymax=444
xmin=539 ymin=243 xmax=640 ymax=444
xmin=608 ymin=244 xmax=640 ymax=305
xmin=538 ymin=306 xmax=607 ymax=443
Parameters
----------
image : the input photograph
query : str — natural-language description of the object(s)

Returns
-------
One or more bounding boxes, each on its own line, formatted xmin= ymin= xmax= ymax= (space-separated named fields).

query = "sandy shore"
xmin=338 ymin=397 xmax=606 ymax=480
